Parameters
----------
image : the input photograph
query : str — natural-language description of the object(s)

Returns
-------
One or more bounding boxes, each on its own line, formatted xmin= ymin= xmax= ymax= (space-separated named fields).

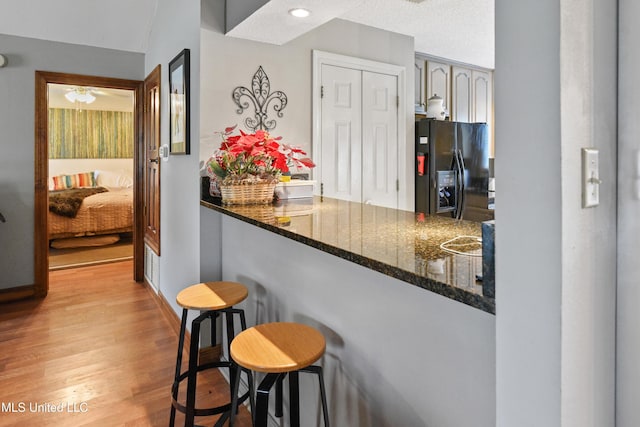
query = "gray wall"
xmin=200 ymin=8 xmax=415 ymax=210
xmin=144 ymin=0 xmax=201 ymax=314
xmin=0 ymin=33 xmax=143 ymax=290
xmin=495 ymin=0 xmax=617 ymax=425
xmin=617 ymin=0 xmax=640 ymax=425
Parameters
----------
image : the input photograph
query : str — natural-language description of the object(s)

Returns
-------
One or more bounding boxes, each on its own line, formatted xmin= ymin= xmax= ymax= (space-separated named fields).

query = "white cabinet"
xmin=414 ymin=57 xmax=426 ymax=112
xmin=472 ymin=69 xmax=492 ymax=122
xmin=451 ymin=66 xmax=472 ymax=122
xmin=426 ymin=60 xmax=451 ymax=115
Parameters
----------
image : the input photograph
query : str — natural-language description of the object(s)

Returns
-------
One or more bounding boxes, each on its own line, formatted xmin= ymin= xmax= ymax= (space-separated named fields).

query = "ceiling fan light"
xmin=64 ymin=87 xmax=96 ymax=104
xmin=289 ymin=8 xmax=310 ymax=18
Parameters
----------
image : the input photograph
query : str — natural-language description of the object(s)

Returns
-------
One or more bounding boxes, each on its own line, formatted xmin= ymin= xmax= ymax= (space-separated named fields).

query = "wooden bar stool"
xmin=170 ymin=281 xmax=254 ymax=427
xmin=229 ymin=322 xmax=330 ymax=427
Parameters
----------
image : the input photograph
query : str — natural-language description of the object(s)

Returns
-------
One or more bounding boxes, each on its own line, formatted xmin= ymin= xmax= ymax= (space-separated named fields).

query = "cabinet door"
xmin=472 ymin=69 xmax=493 ymax=155
xmin=451 ymin=66 xmax=472 ymax=122
xmin=472 ymin=70 xmax=492 ymax=124
xmin=426 ymin=60 xmax=450 ymax=113
xmin=414 ymin=57 xmax=426 ymax=112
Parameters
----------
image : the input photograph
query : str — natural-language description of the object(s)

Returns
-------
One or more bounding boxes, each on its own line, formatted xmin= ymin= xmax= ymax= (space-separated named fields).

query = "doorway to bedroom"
xmin=47 ymin=83 xmax=135 ymax=270
xmin=34 ymin=71 xmax=145 ymax=297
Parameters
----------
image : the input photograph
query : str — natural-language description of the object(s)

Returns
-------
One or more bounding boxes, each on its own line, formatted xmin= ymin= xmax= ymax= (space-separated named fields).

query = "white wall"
xmin=616 ymin=0 xmax=640 ymax=425
xmin=0 ymin=33 xmax=143 ymax=290
xmin=49 ymin=159 xmax=134 ymax=177
xmin=495 ymin=0 xmax=617 ymax=426
xmin=200 ymin=6 xmax=415 ymax=210
xmin=144 ymin=0 xmax=201 ymax=314
xmin=209 ymin=210 xmax=495 ymax=427
xmin=559 ymin=0 xmax=617 ymax=425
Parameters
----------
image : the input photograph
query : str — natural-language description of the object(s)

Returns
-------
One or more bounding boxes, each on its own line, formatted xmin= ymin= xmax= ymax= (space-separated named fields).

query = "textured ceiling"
xmin=0 ymin=0 xmax=494 ymax=68
xmin=225 ymin=0 xmax=364 ymax=45
xmin=0 ymin=0 xmax=158 ymax=53
xmin=228 ymin=0 xmax=495 ymax=69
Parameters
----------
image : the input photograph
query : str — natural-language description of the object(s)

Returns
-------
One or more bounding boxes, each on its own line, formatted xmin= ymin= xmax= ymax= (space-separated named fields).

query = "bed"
xmin=48 ymin=170 xmax=134 ymax=241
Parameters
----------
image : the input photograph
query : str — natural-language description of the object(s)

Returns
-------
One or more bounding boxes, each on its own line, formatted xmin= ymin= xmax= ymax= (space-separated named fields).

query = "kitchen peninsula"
xmin=201 ymin=191 xmax=495 ymax=314
xmin=199 ymin=188 xmax=496 ymax=427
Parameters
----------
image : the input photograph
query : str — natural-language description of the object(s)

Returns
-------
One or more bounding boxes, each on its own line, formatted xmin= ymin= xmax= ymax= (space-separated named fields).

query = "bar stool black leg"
xmin=169 ymin=308 xmax=189 ymax=427
xmin=229 ymin=364 xmax=241 ymax=427
xmin=185 ymin=313 xmax=207 ymax=427
xmin=275 ymin=374 xmax=284 ymax=417
xmin=301 ymin=365 xmax=330 ymax=427
xmin=255 ymin=373 xmax=281 ymax=427
xmin=225 ymin=309 xmax=238 ymax=414
xmin=289 ymin=371 xmax=300 ymax=427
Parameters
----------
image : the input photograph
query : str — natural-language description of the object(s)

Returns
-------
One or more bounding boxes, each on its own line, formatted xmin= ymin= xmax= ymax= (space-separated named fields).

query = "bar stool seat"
xmin=230 ymin=322 xmax=330 ymax=427
xmin=170 ymin=281 xmax=253 ymax=427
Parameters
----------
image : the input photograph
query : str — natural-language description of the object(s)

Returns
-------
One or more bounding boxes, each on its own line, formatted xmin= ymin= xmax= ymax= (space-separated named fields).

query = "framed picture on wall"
xmin=169 ymin=48 xmax=190 ymax=154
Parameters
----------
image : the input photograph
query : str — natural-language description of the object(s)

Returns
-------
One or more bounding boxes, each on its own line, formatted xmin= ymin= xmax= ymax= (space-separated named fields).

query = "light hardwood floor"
xmin=0 ymin=261 xmax=252 ymax=426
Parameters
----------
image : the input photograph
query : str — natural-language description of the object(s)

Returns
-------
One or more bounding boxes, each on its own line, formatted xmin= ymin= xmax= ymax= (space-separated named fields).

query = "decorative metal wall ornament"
xmin=232 ymin=66 xmax=288 ymax=131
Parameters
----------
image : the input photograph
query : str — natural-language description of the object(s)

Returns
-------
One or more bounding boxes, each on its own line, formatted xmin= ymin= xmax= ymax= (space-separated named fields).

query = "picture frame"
xmin=169 ymin=48 xmax=190 ymax=154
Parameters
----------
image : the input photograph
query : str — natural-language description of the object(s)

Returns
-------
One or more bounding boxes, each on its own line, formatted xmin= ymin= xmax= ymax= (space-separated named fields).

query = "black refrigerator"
xmin=415 ymin=119 xmax=494 ymax=222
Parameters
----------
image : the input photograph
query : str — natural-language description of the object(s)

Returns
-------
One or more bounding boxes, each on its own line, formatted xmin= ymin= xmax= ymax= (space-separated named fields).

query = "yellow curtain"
xmin=48 ymin=108 xmax=134 ymax=159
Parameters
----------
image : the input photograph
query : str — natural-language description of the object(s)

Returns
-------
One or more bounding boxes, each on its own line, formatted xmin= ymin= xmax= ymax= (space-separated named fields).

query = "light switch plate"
xmin=582 ymin=148 xmax=600 ymax=208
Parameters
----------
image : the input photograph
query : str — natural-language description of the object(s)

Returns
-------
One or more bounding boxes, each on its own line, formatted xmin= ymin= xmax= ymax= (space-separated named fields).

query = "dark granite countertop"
xmin=201 ymin=192 xmax=495 ymax=314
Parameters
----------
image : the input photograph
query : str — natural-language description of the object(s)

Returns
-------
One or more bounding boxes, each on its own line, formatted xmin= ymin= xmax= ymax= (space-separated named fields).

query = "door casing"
xmin=34 ymin=71 xmax=144 ymax=297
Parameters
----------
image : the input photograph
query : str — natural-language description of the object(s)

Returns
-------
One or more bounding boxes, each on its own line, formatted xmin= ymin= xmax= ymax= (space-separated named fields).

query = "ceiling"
xmin=0 ymin=0 xmax=494 ymax=68
xmin=227 ymin=0 xmax=495 ymax=69
xmin=48 ymin=84 xmax=134 ymax=112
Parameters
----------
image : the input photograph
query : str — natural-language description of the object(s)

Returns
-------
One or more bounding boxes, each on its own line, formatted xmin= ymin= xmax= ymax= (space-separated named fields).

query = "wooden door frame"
xmin=34 ymin=71 xmax=144 ymax=297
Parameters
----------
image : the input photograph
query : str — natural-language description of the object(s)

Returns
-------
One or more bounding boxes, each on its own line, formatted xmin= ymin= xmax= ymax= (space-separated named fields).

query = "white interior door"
xmin=362 ymin=71 xmax=398 ymax=209
xmin=320 ymin=65 xmax=399 ymax=208
xmin=320 ymin=64 xmax=362 ymax=202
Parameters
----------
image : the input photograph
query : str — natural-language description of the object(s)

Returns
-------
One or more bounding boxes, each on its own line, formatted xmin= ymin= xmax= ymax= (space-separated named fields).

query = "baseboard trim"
xmin=0 ymin=284 xmax=36 ymax=303
xmin=143 ymin=279 xmax=191 ymax=352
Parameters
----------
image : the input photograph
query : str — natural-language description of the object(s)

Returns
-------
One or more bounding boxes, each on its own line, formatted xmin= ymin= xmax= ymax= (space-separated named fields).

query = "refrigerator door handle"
xmin=452 ymin=150 xmax=462 ymax=220
xmin=457 ymin=149 xmax=466 ymax=220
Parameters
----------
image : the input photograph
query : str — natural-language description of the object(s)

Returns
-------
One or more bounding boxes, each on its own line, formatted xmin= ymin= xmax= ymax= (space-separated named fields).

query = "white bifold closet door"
xmin=320 ymin=63 xmax=398 ymax=209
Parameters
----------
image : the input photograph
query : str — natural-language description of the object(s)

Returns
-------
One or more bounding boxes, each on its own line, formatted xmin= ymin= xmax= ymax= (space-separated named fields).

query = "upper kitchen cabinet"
xmin=426 ymin=60 xmax=451 ymax=116
xmin=471 ymin=69 xmax=492 ymax=124
xmin=452 ymin=66 xmax=493 ymax=126
xmin=415 ymin=57 xmax=426 ymax=112
xmin=451 ymin=66 xmax=472 ymax=122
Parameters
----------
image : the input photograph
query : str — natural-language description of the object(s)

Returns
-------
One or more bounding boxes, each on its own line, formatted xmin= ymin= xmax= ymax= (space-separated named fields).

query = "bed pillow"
xmin=49 ymin=172 xmax=97 ymax=190
xmin=95 ymin=170 xmax=133 ymax=189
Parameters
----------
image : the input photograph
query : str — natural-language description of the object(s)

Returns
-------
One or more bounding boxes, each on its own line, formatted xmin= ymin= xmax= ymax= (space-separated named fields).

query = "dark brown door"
xmin=144 ymin=66 xmax=161 ymax=255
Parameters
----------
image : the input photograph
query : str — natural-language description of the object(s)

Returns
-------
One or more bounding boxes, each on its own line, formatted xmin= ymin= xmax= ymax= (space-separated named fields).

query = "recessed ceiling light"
xmin=289 ymin=8 xmax=311 ymax=18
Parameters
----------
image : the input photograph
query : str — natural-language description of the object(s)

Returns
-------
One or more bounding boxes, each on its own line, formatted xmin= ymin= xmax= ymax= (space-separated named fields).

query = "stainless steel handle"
xmin=0 ymin=212 xmax=5 ymax=223
xmin=457 ymin=149 xmax=466 ymax=220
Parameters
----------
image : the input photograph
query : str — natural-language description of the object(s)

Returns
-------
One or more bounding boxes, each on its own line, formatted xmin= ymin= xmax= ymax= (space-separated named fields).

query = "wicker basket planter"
xmin=219 ymin=181 xmax=276 ymax=205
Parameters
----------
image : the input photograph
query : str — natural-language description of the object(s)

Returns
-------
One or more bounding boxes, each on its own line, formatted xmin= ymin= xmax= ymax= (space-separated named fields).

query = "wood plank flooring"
xmin=0 ymin=261 xmax=252 ymax=426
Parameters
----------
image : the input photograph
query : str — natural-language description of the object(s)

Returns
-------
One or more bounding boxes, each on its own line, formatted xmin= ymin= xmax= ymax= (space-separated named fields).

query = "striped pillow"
xmin=50 ymin=172 xmax=97 ymax=190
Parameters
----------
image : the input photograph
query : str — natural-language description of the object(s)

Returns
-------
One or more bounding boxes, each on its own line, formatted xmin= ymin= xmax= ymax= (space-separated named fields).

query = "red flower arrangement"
xmin=206 ymin=126 xmax=315 ymax=185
